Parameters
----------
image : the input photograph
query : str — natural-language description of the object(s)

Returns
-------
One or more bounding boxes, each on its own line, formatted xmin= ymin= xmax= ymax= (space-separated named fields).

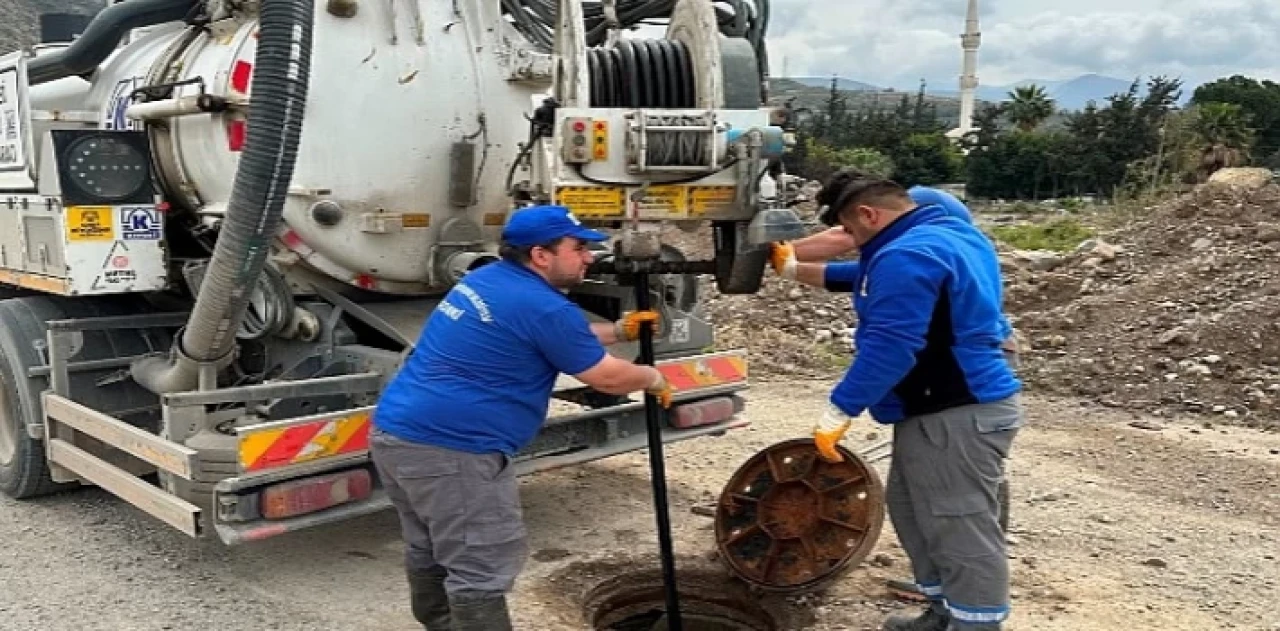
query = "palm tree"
xmin=1006 ymin=84 xmax=1056 ymax=132
xmin=1191 ymin=102 xmax=1254 ymax=180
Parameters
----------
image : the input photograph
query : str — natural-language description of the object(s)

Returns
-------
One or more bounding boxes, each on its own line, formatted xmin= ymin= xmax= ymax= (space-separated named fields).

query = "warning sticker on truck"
xmin=689 ymin=186 xmax=737 ymax=215
xmin=0 ymin=67 xmax=26 ymax=171
xmin=66 ymin=206 xmax=115 ymax=241
xmin=633 ymin=185 xmax=687 ymax=218
xmin=556 ymin=186 xmax=624 ymax=217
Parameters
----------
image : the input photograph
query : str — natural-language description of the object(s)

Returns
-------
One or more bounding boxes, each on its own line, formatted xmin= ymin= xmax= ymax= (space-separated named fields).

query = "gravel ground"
xmin=2 ymin=378 xmax=1279 ymax=630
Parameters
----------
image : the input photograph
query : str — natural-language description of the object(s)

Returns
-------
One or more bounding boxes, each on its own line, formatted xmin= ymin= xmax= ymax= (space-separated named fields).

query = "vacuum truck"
xmin=0 ymin=0 xmax=800 ymax=544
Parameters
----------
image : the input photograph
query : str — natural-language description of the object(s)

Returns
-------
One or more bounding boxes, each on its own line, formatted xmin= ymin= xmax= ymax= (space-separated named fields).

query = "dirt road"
xmin=2 ymin=379 xmax=1278 ymax=630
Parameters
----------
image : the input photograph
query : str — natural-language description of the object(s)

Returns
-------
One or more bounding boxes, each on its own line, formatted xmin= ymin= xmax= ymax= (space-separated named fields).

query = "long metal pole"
xmin=634 ymin=272 xmax=683 ymax=630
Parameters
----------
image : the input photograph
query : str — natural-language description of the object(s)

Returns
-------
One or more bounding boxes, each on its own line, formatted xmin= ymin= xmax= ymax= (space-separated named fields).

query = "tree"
xmin=1192 ymin=75 xmax=1280 ymax=163
xmin=893 ymin=133 xmax=963 ymax=186
xmin=1189 ymin=102 xmax=1254 ymax=180
xmin=1005 ymin=85 xmax=1056 ymax=132
xmin=800 ymin=139 xmax=894 ymax=184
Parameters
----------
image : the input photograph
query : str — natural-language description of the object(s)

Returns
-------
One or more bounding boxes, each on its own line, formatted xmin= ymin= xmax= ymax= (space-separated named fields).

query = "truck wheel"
xmin=0 ymin=331 xmax=63 ymax=499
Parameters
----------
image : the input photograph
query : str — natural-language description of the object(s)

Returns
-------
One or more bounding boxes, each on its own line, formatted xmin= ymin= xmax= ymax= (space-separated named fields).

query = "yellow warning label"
xmin=557 ymin=186 xmax=625 ymax=217
xmin=66 ymin=206 xmax=115 ymax=242
xmin=401 ymin=213 xmax=431 ymax=228
xmin=634 ymin=185 xmax=688 ymax=218
xmin=690 ymin=186 xmax=738 ymax=215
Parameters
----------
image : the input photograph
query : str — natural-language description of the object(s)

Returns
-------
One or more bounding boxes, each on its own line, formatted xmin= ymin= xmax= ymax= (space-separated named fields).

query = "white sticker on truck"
xmin=0 ymin=67 xmax=26 ymax=170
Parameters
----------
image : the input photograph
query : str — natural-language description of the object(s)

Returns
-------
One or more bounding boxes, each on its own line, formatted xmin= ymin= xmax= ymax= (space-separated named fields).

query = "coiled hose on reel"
xmin=587 ymin=39 xmax=712 ymax=168
xmin=587 ymin=38 xmax=695 ymax=108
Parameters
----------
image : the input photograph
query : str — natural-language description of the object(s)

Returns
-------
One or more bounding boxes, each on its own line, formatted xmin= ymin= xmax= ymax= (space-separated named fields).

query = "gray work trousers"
xmin=369 ymin=429 xmax=529 ymax=602
xmin=886 ymin=396 xmax=1023 ymax=627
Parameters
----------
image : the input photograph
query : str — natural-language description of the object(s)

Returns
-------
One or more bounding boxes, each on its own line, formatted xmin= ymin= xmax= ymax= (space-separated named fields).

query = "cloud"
xmin=763 ymin=0 xmax=1280 ymax=89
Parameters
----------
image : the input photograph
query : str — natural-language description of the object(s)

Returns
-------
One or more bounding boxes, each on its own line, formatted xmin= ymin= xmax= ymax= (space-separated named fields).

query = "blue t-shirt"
xmin=372 ymin=260 xmax=607 ymax=455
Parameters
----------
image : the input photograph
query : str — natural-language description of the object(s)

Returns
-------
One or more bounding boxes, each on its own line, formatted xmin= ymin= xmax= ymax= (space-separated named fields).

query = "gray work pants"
xmin=886 ymin=396 xmax=1023 ymax=627
xmin=369 ymin=429 xmax=529 ymax=602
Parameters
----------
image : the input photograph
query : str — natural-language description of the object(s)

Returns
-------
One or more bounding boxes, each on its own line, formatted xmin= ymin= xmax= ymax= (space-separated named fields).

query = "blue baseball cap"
xmin=502 ymin=205 xmax=609 ymax=247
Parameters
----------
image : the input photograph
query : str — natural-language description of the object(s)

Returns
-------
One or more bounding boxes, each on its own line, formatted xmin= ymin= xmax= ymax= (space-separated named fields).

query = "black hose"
xmin=132 ymin=0 xmax=314 ymax=392
xmin=588 ymin=38 xmax=694 ymax=108
xmin=27 ymin=0 xmax=201 ymax=85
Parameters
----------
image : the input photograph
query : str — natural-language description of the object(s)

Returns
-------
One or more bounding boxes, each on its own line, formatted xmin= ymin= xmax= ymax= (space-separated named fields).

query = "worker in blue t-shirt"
xmin=769 ymin=174 xmax=1024 ymax=631
xmin=369 ymin=205 xmax=672 ymax=631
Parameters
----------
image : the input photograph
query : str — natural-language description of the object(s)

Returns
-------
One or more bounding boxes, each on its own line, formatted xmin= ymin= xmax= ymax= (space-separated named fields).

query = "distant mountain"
xmin=785 ymin=76 xmax=882 ymax=92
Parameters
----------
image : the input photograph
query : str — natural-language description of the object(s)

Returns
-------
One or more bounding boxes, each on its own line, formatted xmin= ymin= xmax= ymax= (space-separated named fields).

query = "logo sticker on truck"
xmin=120 ymin=206 xmax=162 ymax=240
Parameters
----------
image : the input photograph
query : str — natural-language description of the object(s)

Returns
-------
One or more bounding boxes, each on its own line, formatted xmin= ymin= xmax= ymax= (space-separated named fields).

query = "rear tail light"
xmin=670 ymin=397 xmax=736 ymax=429
xmin=260 ymin=469 xmax=373 ymax=520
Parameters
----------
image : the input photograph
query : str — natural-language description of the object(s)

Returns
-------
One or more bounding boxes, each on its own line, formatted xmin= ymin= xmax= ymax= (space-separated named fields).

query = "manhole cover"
xmin=583 ymin=567 xmax=781 ymax=631
xmin=714 ymin=438 xmax=885 ymax=592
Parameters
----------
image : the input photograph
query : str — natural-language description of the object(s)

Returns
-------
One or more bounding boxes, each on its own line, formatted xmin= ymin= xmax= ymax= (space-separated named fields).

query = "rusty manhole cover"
xmin=714 ymin=438 xmax=885 ymax=592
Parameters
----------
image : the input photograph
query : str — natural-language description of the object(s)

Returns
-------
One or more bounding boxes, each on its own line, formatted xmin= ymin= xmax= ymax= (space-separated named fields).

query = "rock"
xmin=1013 ymin=250 xmax=1067 ymax=271
xmin=1191 ymin=237 xmax=1213 ymax=251
xmin=1206 ymin=167 xmax=1274 ymax=189
xmin=1158 ymin=328 xmax=1194 ymax=346
xmin=871 ymin=553 xmax=895 ymax=567
xmin=1142 ymin=557 xmax=1169 ymax=568
xmin=1257 ymin=222 xmax=1280 ymax=243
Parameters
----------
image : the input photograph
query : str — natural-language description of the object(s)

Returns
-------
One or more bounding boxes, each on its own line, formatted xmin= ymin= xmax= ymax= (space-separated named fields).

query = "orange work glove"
xmin=615 ymin=310 xmax=661 ymax=342
xmin=645 ymin=371 xmax=673 ymax=408
xmin=814 ymin=403 xmax=851 ymax=463
xmin=770 ymin=242 xmax=798 ymax=280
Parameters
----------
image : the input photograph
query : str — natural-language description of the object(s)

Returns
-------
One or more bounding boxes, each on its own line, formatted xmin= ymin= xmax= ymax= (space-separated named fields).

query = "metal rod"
xmin=634 ymin=271 xmax=683 ymax=630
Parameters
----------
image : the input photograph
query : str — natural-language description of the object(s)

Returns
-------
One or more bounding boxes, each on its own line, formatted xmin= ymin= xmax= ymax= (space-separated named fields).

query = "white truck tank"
xmin=29 ymin=1 xmax=548 ymax=295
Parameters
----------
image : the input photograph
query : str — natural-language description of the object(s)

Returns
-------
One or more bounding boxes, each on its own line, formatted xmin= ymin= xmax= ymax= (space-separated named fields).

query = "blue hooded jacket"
xmin=824 ymin=186 xmax=1012 ymax=341
xmin=824 ymin=203 xmax=1021 ymax=423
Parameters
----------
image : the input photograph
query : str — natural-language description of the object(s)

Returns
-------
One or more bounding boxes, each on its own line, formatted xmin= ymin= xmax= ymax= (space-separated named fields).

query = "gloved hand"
xmin=645 ymin=370 xmax=673 ymax=408
xmin=770 ymin=242 xmax=798 ymax=280
xmin=814 ymin=403 xmax=851 ymax=463
xmin=614 ymin=310 xmax=662 ymax=342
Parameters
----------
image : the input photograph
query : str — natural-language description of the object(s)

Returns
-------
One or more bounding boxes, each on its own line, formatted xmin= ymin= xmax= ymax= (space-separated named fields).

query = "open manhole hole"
xmin=583 ymin=567 xmax=792 ymax=631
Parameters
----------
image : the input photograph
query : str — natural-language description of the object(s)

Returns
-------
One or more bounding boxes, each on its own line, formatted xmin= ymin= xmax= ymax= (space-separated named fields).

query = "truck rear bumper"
xmin=213 ymin=413 xmax=749 ymax=545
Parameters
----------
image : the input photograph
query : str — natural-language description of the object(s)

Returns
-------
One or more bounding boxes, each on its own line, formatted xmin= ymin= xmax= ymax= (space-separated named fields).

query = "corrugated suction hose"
xmin=132 ymin=0 xmax=314 ymax=393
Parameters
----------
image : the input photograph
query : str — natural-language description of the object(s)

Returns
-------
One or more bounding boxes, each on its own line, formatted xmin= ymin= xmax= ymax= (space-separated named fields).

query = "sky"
xmin=762 ymin=0 xmax=1280 ymax=90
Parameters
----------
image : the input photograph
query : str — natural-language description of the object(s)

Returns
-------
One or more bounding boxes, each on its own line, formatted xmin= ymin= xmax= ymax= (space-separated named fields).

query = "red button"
xmin=573 ymin=121 xmax=586 ymax=132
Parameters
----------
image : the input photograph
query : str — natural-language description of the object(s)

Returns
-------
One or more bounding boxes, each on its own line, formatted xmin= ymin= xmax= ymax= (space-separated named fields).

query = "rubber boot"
xmin=408 ymin=568 xmax=452 ymax=631
xmin=882 ymin=603 xmax=951 ymax=631
xmin=450 ymin=595 xmax=513 ymax=631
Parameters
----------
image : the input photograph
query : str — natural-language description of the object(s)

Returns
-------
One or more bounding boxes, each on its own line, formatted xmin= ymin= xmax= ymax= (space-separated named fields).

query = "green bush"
xmin=989 ymin=218 xmax=1094 ymax=252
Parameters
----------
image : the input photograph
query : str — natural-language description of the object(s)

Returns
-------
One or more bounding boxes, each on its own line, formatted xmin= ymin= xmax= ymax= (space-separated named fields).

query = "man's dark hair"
xmin=816 ymin=169 xmax=911 ymax=226
xmin=499 ymin=236 xmax=566 ymax=264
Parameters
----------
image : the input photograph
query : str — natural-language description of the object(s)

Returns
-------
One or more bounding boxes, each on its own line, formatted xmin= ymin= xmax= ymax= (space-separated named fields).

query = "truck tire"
xmin=0 ymin=336 xmax=62 ymax=499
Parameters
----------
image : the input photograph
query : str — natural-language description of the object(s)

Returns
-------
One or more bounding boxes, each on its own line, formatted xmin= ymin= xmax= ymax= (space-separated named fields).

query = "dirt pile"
xmin=1009 ymin=182 xmax=1280 ymax=426
xmin=662 ymin=179 xmax=1280 ymax=426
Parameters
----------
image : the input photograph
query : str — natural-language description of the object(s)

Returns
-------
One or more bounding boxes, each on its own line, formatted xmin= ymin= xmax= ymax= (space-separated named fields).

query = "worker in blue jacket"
xmin=370 ymin=205 xmax=672 ymax=631
xmin=773 ymin=170 xmax=1019 ymax=367
xmin=776 ymin=175 xmax=1024 ymax=631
